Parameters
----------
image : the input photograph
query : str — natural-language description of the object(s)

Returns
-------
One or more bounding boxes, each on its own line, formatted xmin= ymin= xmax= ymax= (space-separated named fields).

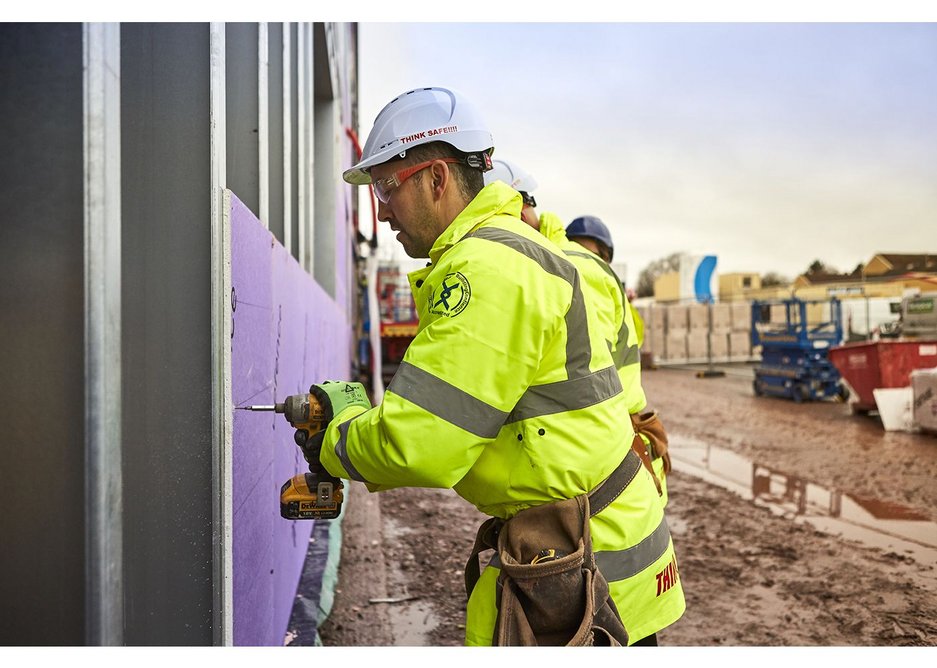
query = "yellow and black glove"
xmin=298 ymin=381 xmax=371 ymax=471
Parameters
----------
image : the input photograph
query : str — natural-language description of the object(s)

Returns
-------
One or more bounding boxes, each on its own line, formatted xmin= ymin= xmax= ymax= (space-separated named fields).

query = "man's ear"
xmin=428 ymin=160 xmax=450 ymax=200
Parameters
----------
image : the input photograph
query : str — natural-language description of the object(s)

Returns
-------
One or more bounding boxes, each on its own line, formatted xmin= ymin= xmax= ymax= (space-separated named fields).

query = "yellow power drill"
xmin=238 ymin=388 xmax=343 ymax=521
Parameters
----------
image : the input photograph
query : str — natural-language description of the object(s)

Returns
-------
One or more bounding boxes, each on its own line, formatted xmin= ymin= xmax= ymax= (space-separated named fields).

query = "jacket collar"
xmin=426 ymin=181 xmax=523 ymax=266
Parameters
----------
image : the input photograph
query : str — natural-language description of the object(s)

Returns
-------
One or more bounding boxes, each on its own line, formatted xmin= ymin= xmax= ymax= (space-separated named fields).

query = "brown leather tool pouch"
xmin=631 ymin=410 xmax=671 ymax=474
xmin=491 ymin=495 xmax=629 ymax=646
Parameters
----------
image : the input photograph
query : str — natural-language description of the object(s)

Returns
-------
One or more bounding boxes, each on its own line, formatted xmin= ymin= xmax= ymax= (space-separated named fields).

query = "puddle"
xmin=381 ymin=517 xmax=441 ymax=645
xmin=387 ymin=600 xmax=440 ymax=646
xmin=669 ymin=434 xmax=937 ymax=581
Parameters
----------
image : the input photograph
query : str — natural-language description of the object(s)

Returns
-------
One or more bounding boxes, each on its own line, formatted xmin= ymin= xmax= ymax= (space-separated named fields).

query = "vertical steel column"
xmin=83 ymin=21 xmax=123 ymax=647
xmin=304 ymin=22 xmax=315 ymax=275
xmin=209 ymin=22 xmax=233 ymax=647
xmin=282 ymin=23 xmax=292 ymax=256
xmin=258 ymin=22 xmax=269 ymax=228
xmin=82 ymin=23 xmax=124 ymax=645
xmin=297 ymin=23 xmax=307 ymax=270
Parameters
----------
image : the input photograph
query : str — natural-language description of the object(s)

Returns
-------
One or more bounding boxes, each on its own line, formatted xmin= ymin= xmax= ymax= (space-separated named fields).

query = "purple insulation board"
xmin=230 ymin=192 xmax=352 ymax=646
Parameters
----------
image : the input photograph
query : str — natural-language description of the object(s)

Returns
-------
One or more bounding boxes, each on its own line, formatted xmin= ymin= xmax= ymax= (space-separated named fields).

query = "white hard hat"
xmin=343 ymin=86 xmax=495 ymax=185
xmin=484 ymin=158 xmax=538 ymax=194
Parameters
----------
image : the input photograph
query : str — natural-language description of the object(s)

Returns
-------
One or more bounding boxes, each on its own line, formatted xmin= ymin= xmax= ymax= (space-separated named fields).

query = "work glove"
xmin=296 ymin=381 xmax=371 ymax=471
xmin=630 ymin=410 xmax=671 ymax=475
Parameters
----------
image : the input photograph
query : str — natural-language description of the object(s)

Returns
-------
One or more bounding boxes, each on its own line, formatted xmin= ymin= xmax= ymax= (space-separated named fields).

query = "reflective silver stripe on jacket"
xmin=388 ymin=361 xmax=509 ymax=438
xmin=466 ymin=227 xmax=592 ymax=377
xmin=506 ymin=365 xmax=621 ymax=424
xmin=594 ymin=516 xmax=672 ymax=582
xmin=334 ymin=417 xmax=370 ymax=484
xmin=466 ymin=227 xmax=622 ymax=419
xmin=489 ymin=515 xmax=671 ymax=580
xmin=564 ymin=249 xmax=639 ymax=369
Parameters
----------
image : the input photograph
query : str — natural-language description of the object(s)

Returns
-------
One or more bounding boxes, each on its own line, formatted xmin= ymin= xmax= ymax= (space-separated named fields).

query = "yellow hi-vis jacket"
xmin=618 ymin=299 xmax=667 ymax=504
xmin=538 ymin=213 xmax=672 ymax=505
xmin=319 ymin=182 xmax=682 ymax=645
xmin=537 ymin=211 xmax=682 ymax=640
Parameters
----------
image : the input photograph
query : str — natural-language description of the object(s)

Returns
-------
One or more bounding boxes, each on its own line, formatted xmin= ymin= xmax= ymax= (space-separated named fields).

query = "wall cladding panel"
xmin=230 ymin=192 xmax=351 ymax=646
xmin=120 ymin=22 xmax=214 ymax=646
xmin=0 ymin=22 xmax=85 ymax=645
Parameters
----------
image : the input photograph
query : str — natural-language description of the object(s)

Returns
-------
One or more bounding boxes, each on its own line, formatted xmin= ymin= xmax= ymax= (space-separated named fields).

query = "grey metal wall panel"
xmin=0 ymin=22 xmax=86 ymax=646
xmin=267 ymin=23 xmax=284 ymax=244
xmin=313 ymin=99 xmax=337 ymax=298
xmin=289 ymin=23 xmax=299 ymax=258
xmin=225 ymin=23 xmax=259 ymax=217
xmin=120 ymin=22 xmax=214 ymax=646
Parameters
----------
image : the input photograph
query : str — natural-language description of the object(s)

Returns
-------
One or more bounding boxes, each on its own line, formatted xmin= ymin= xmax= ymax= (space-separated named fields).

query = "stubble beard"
xmin=400 ymin=193 xmax=438 ymax=259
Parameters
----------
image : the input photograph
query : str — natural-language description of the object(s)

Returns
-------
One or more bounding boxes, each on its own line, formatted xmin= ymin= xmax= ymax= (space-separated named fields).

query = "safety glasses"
xmin=520 ymin=191 xmax=537 ymax=209
xmin=371 ymin=158 xmax=460 ymax=204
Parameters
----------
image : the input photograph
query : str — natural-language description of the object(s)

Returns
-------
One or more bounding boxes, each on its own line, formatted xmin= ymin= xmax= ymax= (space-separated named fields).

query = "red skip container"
xmin=828 ymin=339 xmax=937 ymax=412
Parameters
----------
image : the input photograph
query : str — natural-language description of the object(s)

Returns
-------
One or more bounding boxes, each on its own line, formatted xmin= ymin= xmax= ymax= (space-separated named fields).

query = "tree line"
xmin=633 ymin=255 xmax=848 ymax=298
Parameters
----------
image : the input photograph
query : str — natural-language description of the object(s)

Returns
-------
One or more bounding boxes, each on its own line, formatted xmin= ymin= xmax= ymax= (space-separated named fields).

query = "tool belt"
xmin=630 ymin=410 xmax=671 ymax=496
xmin=463 ymin=449 xmax=643 ymax=646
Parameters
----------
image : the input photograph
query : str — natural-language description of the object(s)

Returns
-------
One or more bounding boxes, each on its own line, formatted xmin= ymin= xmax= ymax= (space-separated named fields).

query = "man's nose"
xmin=377 ymin=199 xmax=391 ymax=222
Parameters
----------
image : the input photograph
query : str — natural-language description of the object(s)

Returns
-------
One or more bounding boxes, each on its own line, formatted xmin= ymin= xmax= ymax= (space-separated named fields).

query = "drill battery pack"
xmin=280 ymin=472 xmax=344 ymax=520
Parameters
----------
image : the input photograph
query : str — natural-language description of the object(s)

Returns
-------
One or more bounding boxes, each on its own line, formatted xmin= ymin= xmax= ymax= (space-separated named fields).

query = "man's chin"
xmin=402 ymin=247 xmax=430 ymax=259
xmin=398 ymin=237 xmax=429 ymax=259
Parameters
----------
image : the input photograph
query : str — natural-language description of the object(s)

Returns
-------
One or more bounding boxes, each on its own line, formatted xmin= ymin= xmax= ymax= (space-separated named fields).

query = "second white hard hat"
xmin=484 ymin=158 xmax=539 ymax=195
xmin=343 ymin=86 xmax=495 ymax=185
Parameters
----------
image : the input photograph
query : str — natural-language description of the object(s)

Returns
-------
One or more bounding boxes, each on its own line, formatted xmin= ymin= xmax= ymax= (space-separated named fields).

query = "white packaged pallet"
xmin=688 ymin=303 xmax=709 ymax=330
xmin=667 ymin=304 xmax=689 ymax=332
xmin=709 ymin=330 xmax=730 ymax=361
xmin=686 ymin=330 xmax=709 ymax=360
xmin=711 ymin=303 xmax=732 ymax=330
xmin=729 ymin=331 xmax=752 ymax=360
xmin=731 ymin=302 xmax=751 ymax=332
xmin=911 ymin=367 xmax=937 ymax=436
xmin=666 ymin=331 xmax=688 ymax=361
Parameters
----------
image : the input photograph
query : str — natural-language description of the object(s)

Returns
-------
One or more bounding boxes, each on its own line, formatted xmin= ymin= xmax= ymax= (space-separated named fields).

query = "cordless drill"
xmin=238 ymin=388 xmax=343 ymax=520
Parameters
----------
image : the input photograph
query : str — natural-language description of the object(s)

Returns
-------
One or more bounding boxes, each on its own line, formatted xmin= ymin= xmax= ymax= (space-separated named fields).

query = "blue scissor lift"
xmin=751 ymin=298 xmax=849 ymax=402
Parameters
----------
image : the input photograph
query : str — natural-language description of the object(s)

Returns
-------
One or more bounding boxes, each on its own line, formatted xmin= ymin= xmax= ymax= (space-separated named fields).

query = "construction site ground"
xmin=317 ymin=363 xmax=937 ymax=649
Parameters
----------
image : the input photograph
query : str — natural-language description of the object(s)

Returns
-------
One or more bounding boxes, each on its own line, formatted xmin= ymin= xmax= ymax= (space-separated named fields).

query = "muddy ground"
xmin=317 ymin=364 xmax=937 ymax=647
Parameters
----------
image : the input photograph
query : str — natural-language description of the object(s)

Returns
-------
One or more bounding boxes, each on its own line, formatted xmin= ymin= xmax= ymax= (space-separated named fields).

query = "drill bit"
xmin=237 ymin=404 xmax=284 ymax=411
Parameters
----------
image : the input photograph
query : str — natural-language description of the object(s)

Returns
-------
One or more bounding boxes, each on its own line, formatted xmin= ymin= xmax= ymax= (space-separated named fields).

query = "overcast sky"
xmin=357 ymin=21 xmax=937 ymax=288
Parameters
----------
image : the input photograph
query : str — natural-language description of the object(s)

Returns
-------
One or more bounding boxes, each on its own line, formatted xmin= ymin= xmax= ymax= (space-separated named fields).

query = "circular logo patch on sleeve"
xmin=428 ymin=272 xmax=471 ymax=317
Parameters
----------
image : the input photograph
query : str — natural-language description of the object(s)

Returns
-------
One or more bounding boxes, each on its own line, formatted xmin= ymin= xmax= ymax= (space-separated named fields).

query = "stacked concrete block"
xmin=729 ymin=331 xmax=752 ymax=360
xmin=731 ymin=301 xmax=751 ymax=332
xmin=637 ymin=306 xmax=664 ymax=342
xmin=663 ymin=304 xmax=689 ymax=362
xmin=666 ymin=304 xmax=689 ymax=333
xmin=666 ymin=330 xmax=688 ymax=361
xmin=708 ymin=303 xmax=732 ymax=362
xmin=711 ymin=303 xmax=732 ymax=330
xmin=709 ymin=330 xmax=730 ymax=361
xmin=688 ymin=303 xmax=710 ymax=330
xmin=687 ymin=330 xmax=709 ymax=360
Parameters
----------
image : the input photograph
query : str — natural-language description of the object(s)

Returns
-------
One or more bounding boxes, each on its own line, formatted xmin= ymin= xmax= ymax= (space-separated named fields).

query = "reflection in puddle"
xmin=382 ymin=517 xmax=441 ymax=646
xmin=669 ymin=434 xmax=937 ymax=573
xmin=387 ymin=600 xmax=440 ymax=646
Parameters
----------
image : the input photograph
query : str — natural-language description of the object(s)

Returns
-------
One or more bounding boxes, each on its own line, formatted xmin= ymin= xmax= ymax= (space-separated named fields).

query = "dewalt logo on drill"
xmin=428 ymin=272 xmax=471 ymax=318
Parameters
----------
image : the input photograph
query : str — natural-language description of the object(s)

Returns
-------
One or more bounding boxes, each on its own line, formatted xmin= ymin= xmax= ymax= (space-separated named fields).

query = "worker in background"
xmin=298 ymin=87 xmax=682 ymax=646
xmin=484 ymin=159 xmax=683 ymax=645
xmin=565 ymin=215 xmax=674 ymax=507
